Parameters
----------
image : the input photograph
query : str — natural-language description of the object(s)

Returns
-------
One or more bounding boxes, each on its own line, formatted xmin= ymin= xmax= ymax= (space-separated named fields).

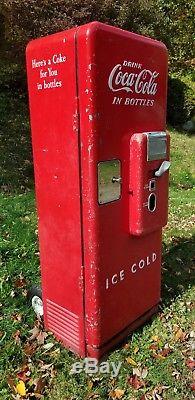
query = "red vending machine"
xmin=26 ymin=22 xmax=170 ymax=359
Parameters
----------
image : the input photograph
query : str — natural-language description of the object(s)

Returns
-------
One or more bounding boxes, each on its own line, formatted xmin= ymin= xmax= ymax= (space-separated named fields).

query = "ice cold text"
xmin=105 ymin=252 xmax=157 ymax=289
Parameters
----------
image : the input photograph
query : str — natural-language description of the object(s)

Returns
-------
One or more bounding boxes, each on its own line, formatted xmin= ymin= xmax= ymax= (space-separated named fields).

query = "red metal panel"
xmin=26 ymin=29 xmax=85 ymax=356
xmin=76 ymin=22 xmax=168 ymax=356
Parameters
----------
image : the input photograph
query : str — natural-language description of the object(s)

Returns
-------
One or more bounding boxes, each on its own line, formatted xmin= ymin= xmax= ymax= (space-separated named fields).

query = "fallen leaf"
xmin=133 ymin=367 xmax=148 ymax=379
xmin=133 ymin=368 xmax=141 ymax=376
xmin=14 ymin=275 xmax=26 ymax=288
xmin=42 ymin=342 xmax=54 ymax=351
xmin=186 ymin=359 xmax=195 ymax=370
xmin=12 ymin=330 xmax=21 ymax=344
xmin=16 ymin=380 xmax=26 ymax=396
xmin=126 ymin=357 xmax=137 ymax=366
xmin=49 ymin=348 xmax=61 ymax=358
xmin=190 ymin=382 xmax=195 ymax=391
xmin=34 ymin=377 xmax=47 ymax=395
xmin=11 ymin=313 xmax=22 ymax=322
xmin=50 ymin=365 xmax=56 ymax=379
xmin=160 ymin=346 xmax=172 ymax=357
xmin=152 ymin=345 xmax=172 ymax=360
xmin=127 ymin=374 xmax=145 ymax=389
xmin=109 ymin=388 xmax=124 ymax=399
xmin=153 ymin=393 xmax=162 ymax=400
xmin=7 ymin=376 xmax=16 ymax=393
xmin=156 ymin=385 xmax=170 ymax=394
xmin=87 ymin=379 xmax=93 ymax=390
xmin=134 ymin=346 xmax=139 ymax=354
xmin=29 ymin=326 xmax=40 ymax=341
xmin=152 ymin=353 xmax=165 ymax=360
xmin=172 ymin=370 xmax=180 ymax=379
xmin=132 ymin=368 xmax=142 ymax=377
xmin=141 ymin=368 xmax=148 ymax=379
xmin=22 ymin=289 xmax=28 ymax=297
xmin=39 ymin=362 xmax=53 ymax=372
xmin=149 ymin=344 xmax=158 ymax=351
xmin=175 ymin=328 xmax=185 ymax=342
xmin=23 ymin=342 xmax=37 ymax=356
xmin=150 ymin=384 xmax=170 ymax=400
xmin=151 ymin=335 xmax=160 ymax=342
xmin=37 ymin=331 xmax=48 ymax=345
xmin=16 ymin=366 xmax=31 ymax=382
xmin=37 ymin=363 xmax=56 ymax=380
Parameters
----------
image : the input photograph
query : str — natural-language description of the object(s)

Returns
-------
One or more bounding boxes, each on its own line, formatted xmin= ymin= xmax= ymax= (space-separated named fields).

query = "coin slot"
xmin=148 ymin=193 xmax=156 ymax=212
xmin=149 ymin=180 xmax=156 ymax=191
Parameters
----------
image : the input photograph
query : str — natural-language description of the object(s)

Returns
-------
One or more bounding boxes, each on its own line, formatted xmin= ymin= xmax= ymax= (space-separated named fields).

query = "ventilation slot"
xmin=46 ymin=299 xmax=80 ymax=350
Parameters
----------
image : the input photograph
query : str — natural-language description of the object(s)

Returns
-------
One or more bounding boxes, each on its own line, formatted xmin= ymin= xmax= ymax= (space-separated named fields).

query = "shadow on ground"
xmin=106 ymin=235 xmax=195 ymax=357
xmin=162 ymin=234 xmax=195 ymax=305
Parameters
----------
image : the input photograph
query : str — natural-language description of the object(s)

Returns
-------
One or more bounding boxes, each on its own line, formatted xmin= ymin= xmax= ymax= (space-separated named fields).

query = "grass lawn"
xmin=0 ymin=91 xmax=195 ymax=400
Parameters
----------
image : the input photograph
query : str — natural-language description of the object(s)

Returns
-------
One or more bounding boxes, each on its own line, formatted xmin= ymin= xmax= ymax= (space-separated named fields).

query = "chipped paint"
xmin=73 ymin=110 xmax=79 ymax=134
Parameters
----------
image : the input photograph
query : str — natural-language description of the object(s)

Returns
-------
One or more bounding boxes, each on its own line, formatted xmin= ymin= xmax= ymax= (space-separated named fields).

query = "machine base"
xmin=86 ymin=304 xmax=159 ymax=360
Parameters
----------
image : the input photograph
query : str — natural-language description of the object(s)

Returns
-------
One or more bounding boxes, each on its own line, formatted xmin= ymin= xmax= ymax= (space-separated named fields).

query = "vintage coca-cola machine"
xmin=26 ymin=22 xmax=170 ymax=359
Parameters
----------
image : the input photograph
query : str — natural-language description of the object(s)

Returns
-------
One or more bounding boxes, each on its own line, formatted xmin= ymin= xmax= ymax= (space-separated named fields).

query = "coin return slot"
xmin=148 ymin=193 xmax=156 ymax=212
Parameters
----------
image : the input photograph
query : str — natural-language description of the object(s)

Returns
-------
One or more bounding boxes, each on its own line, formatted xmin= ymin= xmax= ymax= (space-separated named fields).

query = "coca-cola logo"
xmin=108 ymin=64 xmax=159 ymax=95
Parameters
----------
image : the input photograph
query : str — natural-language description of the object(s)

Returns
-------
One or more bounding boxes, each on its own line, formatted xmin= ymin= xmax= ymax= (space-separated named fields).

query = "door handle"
xmin=155 ymin=161 xmax=171 ymax=177
xmin=112 ymin=177 xmax=122 ymax=183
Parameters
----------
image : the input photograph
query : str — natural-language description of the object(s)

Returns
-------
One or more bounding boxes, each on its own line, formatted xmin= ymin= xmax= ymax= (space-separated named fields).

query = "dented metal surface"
xmin=26 ymin=22 xmax=169 ymax=360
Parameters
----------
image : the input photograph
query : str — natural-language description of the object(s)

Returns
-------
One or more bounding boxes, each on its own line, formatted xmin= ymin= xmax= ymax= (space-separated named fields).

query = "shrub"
xmin=167 ymin=76 xmax=195 ymax=125
xmin=0 ymin=0 xmax=194 ymax=72
xmin=0 ymin=0 xmax=194 ymax=125
xmin=0 ymin=1 xmax=161 ymax=47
